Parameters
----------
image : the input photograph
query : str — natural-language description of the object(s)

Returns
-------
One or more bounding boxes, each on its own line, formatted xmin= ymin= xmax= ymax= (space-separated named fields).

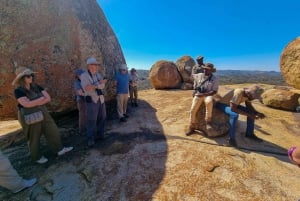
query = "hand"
xmin=195 ymin=92 xmax=204 ymax=97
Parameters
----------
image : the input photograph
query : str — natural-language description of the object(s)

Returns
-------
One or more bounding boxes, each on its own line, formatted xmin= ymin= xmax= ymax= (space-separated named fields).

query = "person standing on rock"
xmin=129 ymin=68 xmax=139 ymax=107
xmin=80 ymin=57 xmax=107 ymax=147
xmin=186 ymin=63 xmax=219 ymax=135
xmin=192 ymin=55 xmax=205 ymax=75
xmin=114 ymin=64 xmax=130 ymax=123
xmin=215 ymin=85 xmax=265 ymax=147
xmin=12 ymin=67 xmax=73 ymax=164
xmin=74 ymin=68 xmax=87 ymax=134
xmin=0 ymin=150 xmax=37 ymax=193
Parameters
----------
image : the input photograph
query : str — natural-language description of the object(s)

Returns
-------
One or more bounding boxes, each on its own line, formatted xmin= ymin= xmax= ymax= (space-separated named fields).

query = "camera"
xmin=197 ymin=86 xmax=207 ymax=93
xmin=96 ymin=89 xmax=103 ymax=95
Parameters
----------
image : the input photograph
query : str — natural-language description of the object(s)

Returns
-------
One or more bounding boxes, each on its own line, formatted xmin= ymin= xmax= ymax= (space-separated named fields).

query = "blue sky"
xmin=97 ymin=0 xmax=299 ymax=71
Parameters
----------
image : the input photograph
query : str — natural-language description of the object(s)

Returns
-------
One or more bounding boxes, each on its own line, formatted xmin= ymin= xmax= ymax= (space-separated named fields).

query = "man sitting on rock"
xmin=186 ymin=63 xmax=219 ymax=135
xmin=216 ymin=85 xmax=265 ymax=147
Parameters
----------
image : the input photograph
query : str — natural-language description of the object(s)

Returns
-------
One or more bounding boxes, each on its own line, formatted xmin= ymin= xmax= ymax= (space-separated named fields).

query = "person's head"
xmin=12 ymin=67 xmax=35 ymax=86
xmin=196 ymin=55 xmax=204 ymax=65
xmin=119 ymin=64 xmax=128 ymax=74
xmin=86 ymin=57 xmax=100 ymax=74
xmin=75 ymin=68 xmax=85 ymax=79
xmin=202 ymin=63 xmax=216 ymax=76
xmin=245 ymin=85 xmax=264 ymax=101
xmin=130 ymin=68 xmax=136 ymax=74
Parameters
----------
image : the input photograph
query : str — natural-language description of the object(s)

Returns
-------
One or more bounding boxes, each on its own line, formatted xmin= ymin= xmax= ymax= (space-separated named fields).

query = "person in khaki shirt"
xmin=216 ymin=85 xmax=265 ymax=147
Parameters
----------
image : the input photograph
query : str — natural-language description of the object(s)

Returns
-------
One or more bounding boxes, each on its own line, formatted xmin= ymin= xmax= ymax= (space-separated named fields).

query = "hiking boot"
xmin=57 ymin=147 xmax=73 ymax=156
xmin=123 ymin=114 xmax=129 ymax=118
xmin=131 ymin=102 xmax=135 ymax=107
xmin=36 ymin=156 xmax=48 ymax=164
xmin=95 ymin=134 xmax=105 ymax=141
xmin=245 ymin=134 xmax=262 ymax=142
xmin=185 ymin=128 xmax=195 ymax=136
xmin=228 ymin=138 xmax=237 ymax=147
xmin=120 ymin=117 xmax=127 ymax=123
xmin=134 ymin=103 xmax=138 ymax=107
xmin=13 ymin=178 xmax=37 ymax=193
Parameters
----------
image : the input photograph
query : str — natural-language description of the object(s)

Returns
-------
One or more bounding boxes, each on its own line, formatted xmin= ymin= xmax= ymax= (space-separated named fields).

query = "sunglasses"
xmin=24 ymin=74 xmax=34 ymax=78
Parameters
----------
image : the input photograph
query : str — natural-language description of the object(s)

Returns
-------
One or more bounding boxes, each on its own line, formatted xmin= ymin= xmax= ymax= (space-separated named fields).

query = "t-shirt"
xmin=230 ymin=88 xmax=249 ymax=105
xmin=115 ymin=72 xmax=129 ymax=94
xmin=129 ymin=73 xmax=138 ymax=87
xmin=192 ymin=73 xmax=219 ymax=92
xmin=14 ymin=85 xmax=44 ymax=109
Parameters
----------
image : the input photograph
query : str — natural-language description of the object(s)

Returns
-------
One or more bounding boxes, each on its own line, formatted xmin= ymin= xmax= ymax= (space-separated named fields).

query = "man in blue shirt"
xmin=114 ymin=64 xmax=130 ymax=122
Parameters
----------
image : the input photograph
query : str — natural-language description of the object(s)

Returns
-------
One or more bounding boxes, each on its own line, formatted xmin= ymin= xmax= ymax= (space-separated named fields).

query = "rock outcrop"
xmin=0 ymin=0 xmax=125 ymax=119
xmin=175 ymin=55 xmax=195 ymax=84
xmin=262 ymin=88 xmax=300 ymax=111
xmin=149 ymin=60 xmax=182 ymax=89
xmin=280 ymin=37 xmax=300 ymax=89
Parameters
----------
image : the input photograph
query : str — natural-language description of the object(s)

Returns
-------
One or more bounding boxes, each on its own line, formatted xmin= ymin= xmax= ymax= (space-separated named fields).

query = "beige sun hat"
xmin=12 ymin=67 xmax=35 ymax=85
xmin=202 ymin=63 xmax=216 ymax=72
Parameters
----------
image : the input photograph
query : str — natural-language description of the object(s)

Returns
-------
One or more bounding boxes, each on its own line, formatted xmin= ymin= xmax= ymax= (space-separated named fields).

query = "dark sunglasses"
xmin=24 ymin=74 xmax=34 ymax=78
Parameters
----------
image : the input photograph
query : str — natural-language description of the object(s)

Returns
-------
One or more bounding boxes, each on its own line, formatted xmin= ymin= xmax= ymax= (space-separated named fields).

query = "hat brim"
xmin=12 ymin=69 xmax=35 ymax=85
xmin=202 ymin=67 xmax=216 ymax=72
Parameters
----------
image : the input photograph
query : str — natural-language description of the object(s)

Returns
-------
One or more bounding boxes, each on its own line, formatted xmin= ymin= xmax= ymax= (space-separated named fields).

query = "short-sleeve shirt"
xmin=192 ymin=73 xmax=219 ymax=92
xmin=115 ymin=72 xmax=129 ymax=94
xmin=129 ymin=73 xmax=138 ymax=87
xmin=14 ymin=85 xmax=44 ymax=109
xmin=230 ymin=88 xmax=249 ymax=105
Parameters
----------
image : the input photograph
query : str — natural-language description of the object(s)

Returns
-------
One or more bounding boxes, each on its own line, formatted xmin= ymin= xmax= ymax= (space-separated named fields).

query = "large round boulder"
xmin=280 ymin=37 xmax=300 ymax=89
xmin=175 ymin=56 xmax=195 ymax=84
xmin=0 ymin=0 xmax=125 ymax=119
xmin=149 ymin=61 xmax=182 ymax=89
xmin=262 ymin=88 xmax=300 ymax=111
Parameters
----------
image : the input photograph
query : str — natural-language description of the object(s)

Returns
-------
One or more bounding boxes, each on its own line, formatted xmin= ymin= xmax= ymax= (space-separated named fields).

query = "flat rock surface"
xmin=1 ymin=84 xmax=300 ymax=201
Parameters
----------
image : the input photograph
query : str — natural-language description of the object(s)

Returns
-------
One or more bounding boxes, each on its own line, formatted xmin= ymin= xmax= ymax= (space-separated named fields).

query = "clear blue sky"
xmin=97 ymin=0 xmax=299 ymax=71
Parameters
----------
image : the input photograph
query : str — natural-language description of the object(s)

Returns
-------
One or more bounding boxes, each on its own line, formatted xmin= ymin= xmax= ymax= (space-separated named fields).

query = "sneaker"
xmin=119 ymin=117 xmax=127 ymax=122
xmin=185 ymin=128 xmax=195 ymax=136
xmin=245 ymin=134 xmax=263 ymax=142
xmin=123 ymin=114 xmax=129 ymax=118
xmin=13 ymin=178 xmax=37 ymax=193
xmin=57 ymin=147 xmax=73 ymax=156
xmin=228 ymin=138 xmax=237 ymax=147
xmin=36 ymin=156 xmax=48 ymax=164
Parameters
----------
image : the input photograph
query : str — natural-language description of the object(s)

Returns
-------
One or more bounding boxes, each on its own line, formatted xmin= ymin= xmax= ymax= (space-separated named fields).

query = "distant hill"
xmin=136 ymin=69 xmax=286 ymax=90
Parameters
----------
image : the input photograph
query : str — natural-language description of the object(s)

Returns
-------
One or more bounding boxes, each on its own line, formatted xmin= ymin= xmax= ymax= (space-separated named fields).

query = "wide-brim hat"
xmin=12 ymin=67 xmax=35 ymax=85
xmin=247 ymin=85 xmax=264 ymax=100
xmin=196 ymin=55 xmax=204 ymax=60
xmin=202 ymin=63 xmax=216 ymax=72
xmin=86 ymin=57 xmax=100 ymax=65
xmin=119 ymin=64 xmax=128 ymax=70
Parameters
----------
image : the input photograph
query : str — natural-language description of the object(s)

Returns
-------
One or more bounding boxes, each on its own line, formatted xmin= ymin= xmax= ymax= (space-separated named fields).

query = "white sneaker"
xmin=57 ymin=147 xmax=73 ymax=156
xmin=13 ymin=178 xmax=37 ymax=193
xmin=36 ymin=156 xmax=48 ymax=164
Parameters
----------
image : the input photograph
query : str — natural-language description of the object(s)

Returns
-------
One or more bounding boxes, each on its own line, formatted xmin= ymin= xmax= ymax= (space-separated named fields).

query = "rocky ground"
xmin=1 ymin=84 xmax=300 ymax=201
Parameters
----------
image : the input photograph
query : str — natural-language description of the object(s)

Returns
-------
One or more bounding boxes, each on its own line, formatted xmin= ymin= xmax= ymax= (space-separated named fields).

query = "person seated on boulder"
xmin=215 ymin=85 xmax=265 ymax=147
xmin=186 ymin=63 xmax=219 ymax=135
xmin=0 ymin=150 xmax=37 ymax=193
xmin=288 ymin=146 xmax=300 ymax=168
xmin=12 ymin=67 xmax=73 ymax=164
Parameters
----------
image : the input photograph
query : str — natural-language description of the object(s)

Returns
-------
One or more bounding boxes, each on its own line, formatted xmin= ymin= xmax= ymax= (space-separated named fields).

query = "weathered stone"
xmin=180 ymin=82 xmax=193 ymax=90
xmin=280 ymin=37 xmax=300 ymax=89
xmin=0 ymin=0 xmax=125 ymax=119
xmin=175 ymin=55 xmax=195 ymax=84
xmin=149 ymin=60 xmax=182 ymax=89
xmin=262 ymin=88 xmax=300 ymax=111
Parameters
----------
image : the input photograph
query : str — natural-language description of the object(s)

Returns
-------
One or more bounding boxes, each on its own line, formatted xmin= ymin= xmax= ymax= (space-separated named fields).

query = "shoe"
xmin=87 ymin=140 xmax=95 ymax=147
xmin=245 ymin=134 xmax=263 ymax=142
xmin=131 ymin=102 xmax=135 ymax=107
xmin=123 ymin=114 xmax=129 ymax=118
xmin=57 ymin=147 xmax=73 ymax=156
xmin=185 ymin=128 xmax=195 ymax=136
xmin=95 ymin=134 xmax=105 ymax=141
xmin=134 ymin=103 xmax=138 ymax=107
xmin=119 ymin=117 xmax=127 ymax=122
xmin=13 ymin=178 xmax=37 ymax=193
xmin=228 ymin=138 xmax=237 ymax=147
xmin=36 ymin=156 xmax=48 ymax=164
